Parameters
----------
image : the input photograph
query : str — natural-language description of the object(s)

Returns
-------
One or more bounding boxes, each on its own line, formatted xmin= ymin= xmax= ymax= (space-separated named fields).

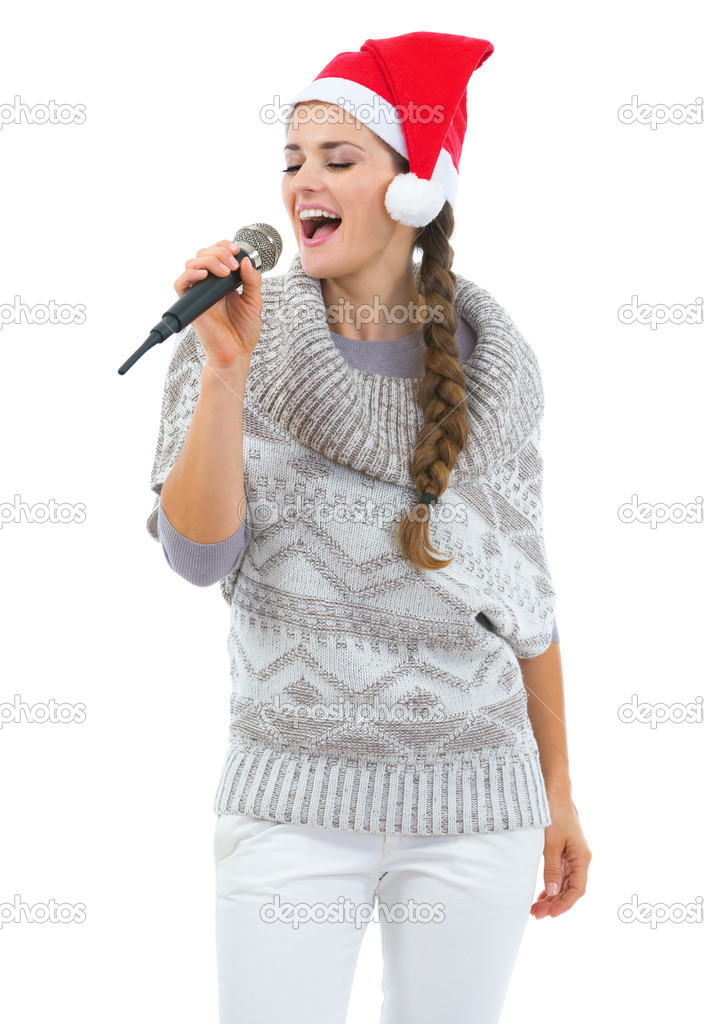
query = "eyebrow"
xmin=283 ymin=141 xmax=366 ymax=153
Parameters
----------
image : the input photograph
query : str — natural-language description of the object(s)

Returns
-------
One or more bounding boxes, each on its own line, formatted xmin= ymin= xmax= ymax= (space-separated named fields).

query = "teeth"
xmin=299 ymin=209 xmax=341 ymax=220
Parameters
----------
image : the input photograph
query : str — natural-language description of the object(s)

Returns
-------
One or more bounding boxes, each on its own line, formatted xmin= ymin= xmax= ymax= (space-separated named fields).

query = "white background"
xmin=1 ymin=1 xmax=702 ymax=1020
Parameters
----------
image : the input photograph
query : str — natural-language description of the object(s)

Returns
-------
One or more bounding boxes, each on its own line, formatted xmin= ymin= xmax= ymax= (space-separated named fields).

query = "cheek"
xmin=354 ymin=174 xmax=386 ymax=205
xmin=281 ymin=177 xmax=295 ymax=216
xmin=344 ymin=179 xmax=392 ymax=231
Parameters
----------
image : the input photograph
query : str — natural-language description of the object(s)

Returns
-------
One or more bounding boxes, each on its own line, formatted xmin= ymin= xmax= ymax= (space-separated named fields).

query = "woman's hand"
xmin=173 ymin=239 xmax=263 ymax=372
xmin=531 ymin=792 xmax=592 ymax=919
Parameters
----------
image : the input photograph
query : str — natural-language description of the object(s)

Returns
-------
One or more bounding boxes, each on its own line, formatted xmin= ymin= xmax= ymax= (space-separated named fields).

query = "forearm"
xmin=518 ymin=642 xmax=572 ymax=796
xmin=160 ymin=357 xmax=251 ymax=543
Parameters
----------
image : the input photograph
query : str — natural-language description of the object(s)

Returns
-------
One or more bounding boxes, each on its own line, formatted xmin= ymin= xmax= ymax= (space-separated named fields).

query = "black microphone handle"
xmin=117 ymin=240 xmax=261 ymax=375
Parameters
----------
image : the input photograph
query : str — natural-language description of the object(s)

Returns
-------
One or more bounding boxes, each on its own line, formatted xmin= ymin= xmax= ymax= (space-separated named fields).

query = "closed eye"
xmin=281 ymin=163 xmax=354 ymax=173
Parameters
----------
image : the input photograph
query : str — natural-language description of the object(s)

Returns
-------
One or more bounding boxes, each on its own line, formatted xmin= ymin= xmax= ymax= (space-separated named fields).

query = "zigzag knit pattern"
xmin=147 ymin=253 xmax=557 ymax=835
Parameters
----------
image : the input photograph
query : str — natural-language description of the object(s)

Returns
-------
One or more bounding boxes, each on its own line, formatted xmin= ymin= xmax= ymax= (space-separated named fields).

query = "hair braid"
xmin=391 ymin=160 xmax=469 ymax=569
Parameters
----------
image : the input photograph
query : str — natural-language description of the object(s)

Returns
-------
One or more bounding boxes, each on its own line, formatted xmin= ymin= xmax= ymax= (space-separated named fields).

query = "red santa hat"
xmin=282 ymin=31 xmax=494 ymax=228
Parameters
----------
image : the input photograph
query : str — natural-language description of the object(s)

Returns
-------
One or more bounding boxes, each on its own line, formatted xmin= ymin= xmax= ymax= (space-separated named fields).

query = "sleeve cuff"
xmin=157 ymin=498 xmax=250 ymax=586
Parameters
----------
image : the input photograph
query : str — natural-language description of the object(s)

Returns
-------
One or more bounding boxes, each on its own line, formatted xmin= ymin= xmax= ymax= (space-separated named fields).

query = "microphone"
xmin=117 ymin=223 xmax=283 ymax=375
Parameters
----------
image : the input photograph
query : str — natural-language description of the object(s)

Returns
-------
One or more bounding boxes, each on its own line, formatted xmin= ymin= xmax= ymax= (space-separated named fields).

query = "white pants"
xmin=214 ymin=812 xmax=545 ymax=1024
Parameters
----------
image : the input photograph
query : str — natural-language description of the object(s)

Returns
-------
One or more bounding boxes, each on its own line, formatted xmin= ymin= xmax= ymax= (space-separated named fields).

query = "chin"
xmin=299 ymin=248 xmax=347 ymax=279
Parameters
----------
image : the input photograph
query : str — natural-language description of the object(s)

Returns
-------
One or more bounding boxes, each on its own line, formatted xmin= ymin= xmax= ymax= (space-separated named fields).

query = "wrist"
xmin=202 ymin=356 xmax=251 ymax=383
xmin=545 ymin=776 xmax=573 ymax=800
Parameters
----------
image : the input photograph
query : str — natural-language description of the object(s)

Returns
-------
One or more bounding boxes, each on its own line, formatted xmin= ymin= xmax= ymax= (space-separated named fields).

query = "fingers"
xmin=189 ymin=245 xmax=240 ymax=275
xmin=532 ymin=856 xmax=589 ymax=918
xmin=536 ymin=879 xmax=584 ymax=917
xmin=552 ymin=861 xmax=588 ymax=912
xmin=172 ymin=238 xmax=262 ymax=304
xmin=174 ymin=241 xmax=242 ymax=296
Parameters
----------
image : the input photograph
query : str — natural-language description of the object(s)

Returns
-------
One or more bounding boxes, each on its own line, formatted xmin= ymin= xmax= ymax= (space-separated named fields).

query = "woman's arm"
xmin=160 ymin=359 xmax=251 ymax=543
xmin=518 ymin=642 xmax=592 ymax=919
xmin=157 ymin=243 xmax=262 ymax=545
xmin=519 ymin=642 xmax=570 ymax=795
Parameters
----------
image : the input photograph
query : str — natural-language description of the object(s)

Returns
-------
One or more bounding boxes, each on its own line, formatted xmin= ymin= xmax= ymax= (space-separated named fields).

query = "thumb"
xmin=543 ymin=847 xmax=563 ymax=897
xmin=240 ymin=254 xmax=262 ymax=291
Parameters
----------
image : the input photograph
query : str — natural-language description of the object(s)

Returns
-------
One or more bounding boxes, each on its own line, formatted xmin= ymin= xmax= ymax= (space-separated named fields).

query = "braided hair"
xmin=390 ymin=151 xmax=468 ymax=570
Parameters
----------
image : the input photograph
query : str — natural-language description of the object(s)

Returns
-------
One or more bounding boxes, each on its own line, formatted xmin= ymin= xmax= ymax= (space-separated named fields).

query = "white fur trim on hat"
xmin=284 ymin=77 xmax=407 ymax=159
xmin=384 ymin=172 xmax=446 ymax=227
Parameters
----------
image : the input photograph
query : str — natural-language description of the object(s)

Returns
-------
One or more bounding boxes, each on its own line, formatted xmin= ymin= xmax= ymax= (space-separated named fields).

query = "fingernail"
xmin=228 ymin=256 xmax=239 ymax=269
xmin=547 ymin=882 xmax=559 ymax=896
xmin=228 ymin=242 xmax=239 ymax=251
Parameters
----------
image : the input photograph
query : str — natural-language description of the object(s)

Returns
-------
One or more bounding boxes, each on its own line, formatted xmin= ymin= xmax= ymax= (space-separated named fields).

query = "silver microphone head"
xmin=233 ymin=223 xmax=283 ymax=274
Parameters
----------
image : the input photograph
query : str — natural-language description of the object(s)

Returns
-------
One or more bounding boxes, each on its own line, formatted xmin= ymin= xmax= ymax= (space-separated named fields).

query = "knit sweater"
xmin=146 ymin=252 xmax=558 ymax=836
xmin=153 ymin=321 xmax=559 ymax=643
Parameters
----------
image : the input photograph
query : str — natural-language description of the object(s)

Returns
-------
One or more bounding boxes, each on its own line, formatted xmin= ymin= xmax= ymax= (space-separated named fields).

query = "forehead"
xmin=285 ymin=101 xmax=373 ymax=143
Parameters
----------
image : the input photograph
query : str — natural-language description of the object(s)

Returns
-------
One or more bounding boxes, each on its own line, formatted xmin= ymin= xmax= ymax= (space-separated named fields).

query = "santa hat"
xmin=282 ymin=31 xmax=494 ymax=228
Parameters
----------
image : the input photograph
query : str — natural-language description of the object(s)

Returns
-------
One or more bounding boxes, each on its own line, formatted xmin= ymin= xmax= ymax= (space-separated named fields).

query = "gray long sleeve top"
xmin=156 ymin=315 xmax=560 ymax=642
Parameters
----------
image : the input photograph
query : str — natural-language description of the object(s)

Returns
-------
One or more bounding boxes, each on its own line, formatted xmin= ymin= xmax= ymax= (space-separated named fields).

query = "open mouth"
xmin=300 ymin=214 xmax=342 ymax=240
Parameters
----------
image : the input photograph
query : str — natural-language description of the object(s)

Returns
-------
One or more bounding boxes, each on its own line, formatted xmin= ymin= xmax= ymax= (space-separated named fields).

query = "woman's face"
xmin=281 ymin=101 xmax=415 ymax=281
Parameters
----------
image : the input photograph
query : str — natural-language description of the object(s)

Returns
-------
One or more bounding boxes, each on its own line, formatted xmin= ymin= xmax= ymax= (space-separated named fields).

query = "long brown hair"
xmin=390 ymin=151 xmax=468 ymax=570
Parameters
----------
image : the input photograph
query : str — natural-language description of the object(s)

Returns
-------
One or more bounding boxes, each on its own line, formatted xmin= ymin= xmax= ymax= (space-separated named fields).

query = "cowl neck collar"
xmin=248 ymin=251 xmax=543 ymax=488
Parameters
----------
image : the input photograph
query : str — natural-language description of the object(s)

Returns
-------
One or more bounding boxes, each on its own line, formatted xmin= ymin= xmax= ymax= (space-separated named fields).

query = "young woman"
xmin=147 ymin=31 xmax=591 ymax=1024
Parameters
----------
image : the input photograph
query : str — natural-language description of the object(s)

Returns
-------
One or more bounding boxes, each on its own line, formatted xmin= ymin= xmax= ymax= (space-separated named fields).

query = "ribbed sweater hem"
xmin=213 ymin=744 xmax=552 ymax=836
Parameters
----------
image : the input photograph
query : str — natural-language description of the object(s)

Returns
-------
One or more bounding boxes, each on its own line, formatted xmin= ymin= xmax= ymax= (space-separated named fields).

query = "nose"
xmin=289 ymin=161 xmax=325 ymax=199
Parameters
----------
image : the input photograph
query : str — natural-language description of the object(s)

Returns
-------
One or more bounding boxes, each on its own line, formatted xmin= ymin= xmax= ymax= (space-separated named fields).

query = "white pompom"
xmin=384 ymin=172 xmax=446 ymax=227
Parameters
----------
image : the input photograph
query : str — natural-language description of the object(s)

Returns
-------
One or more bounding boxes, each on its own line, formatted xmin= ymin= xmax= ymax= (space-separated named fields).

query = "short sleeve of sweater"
xmin=479 ymin=612 xmax=560 ymax=645
xmin=472 ymin=417 xmax=558 ymax=660
xmin=157 ymin=496 xmax=251 ymax=587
